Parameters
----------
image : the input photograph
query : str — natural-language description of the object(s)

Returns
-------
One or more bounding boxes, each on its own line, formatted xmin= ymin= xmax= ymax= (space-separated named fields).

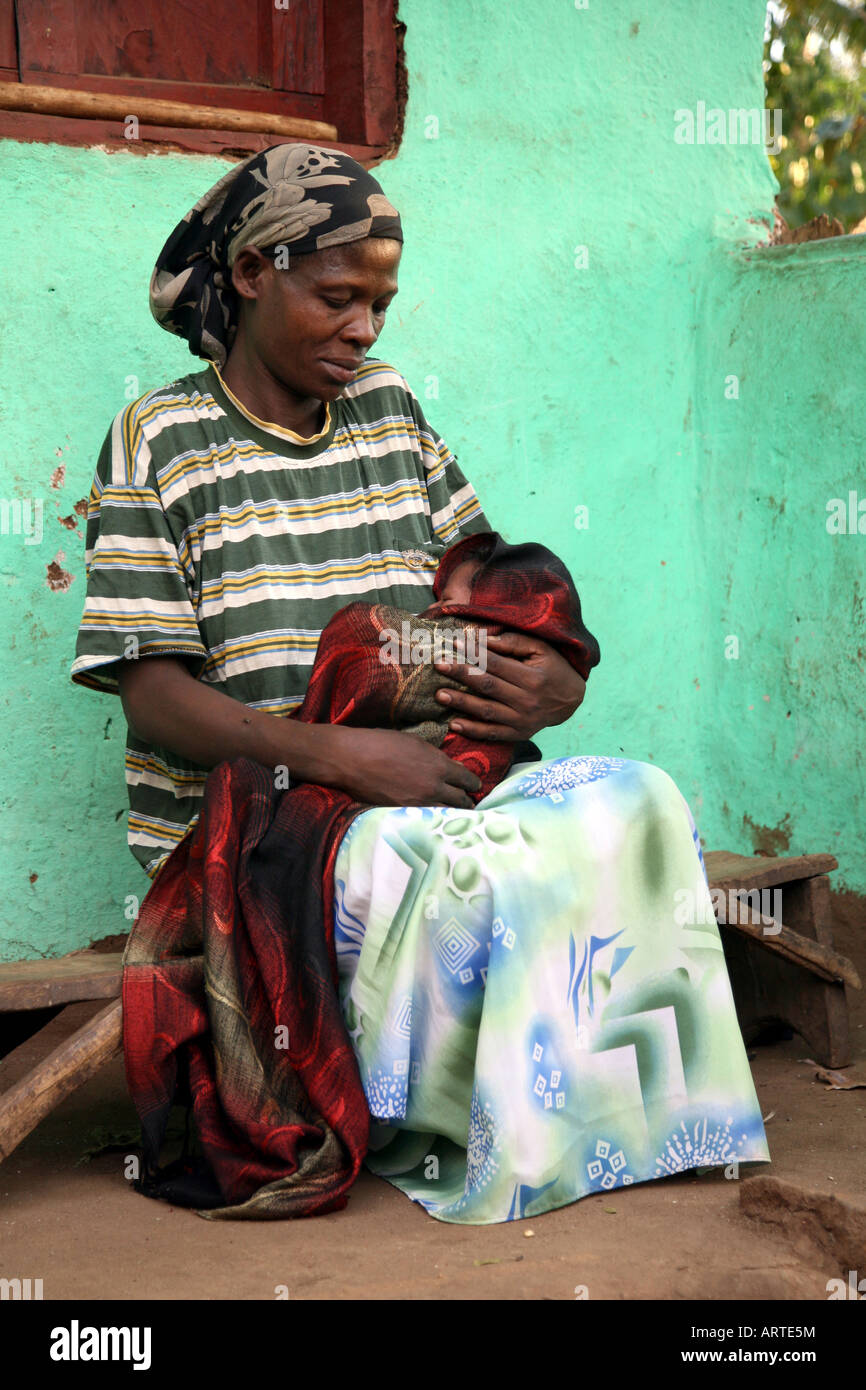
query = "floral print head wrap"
xmin=149 ymin=143 xmax=403 ymax=366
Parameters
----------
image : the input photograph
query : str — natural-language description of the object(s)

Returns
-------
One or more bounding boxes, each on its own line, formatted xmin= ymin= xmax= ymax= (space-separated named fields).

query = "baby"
xmin=420 ymin=554 xmax=482 ymax=616
xmin=374 ymin=553 xmax=490 ymax=691
xmin=291 ymin=531 xmax=600 ymax=802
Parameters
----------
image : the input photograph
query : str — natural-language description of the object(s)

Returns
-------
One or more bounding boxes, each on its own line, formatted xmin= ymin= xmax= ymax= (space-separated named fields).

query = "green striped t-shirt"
xmin=72 ymin=359 xmax=490 ymax=877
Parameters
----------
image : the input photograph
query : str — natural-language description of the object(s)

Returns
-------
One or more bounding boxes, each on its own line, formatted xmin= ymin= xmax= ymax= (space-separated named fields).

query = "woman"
xmin=72 ymin=144 xmax=769 ymax=1222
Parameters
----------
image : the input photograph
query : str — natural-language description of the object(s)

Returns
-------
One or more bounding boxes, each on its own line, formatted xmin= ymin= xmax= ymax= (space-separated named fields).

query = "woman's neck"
xmin=221 ymin=339 xmax=326 ymax=438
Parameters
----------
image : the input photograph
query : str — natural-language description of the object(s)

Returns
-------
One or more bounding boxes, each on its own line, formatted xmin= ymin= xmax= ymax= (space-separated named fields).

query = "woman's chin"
xmin=316 ymin=380 xmax=349 ymax=401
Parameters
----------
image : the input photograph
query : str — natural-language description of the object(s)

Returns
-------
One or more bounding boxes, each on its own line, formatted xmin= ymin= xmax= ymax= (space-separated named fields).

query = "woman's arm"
xmin=117 ymin=656 xmax=482 ymax=808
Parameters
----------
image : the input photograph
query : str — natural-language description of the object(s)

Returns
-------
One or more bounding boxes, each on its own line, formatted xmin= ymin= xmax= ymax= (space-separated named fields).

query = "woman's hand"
xmin=309 ymin=726 xmax=482 ymax=808
xmin=434 ymin=632 xmax=587 ymax=742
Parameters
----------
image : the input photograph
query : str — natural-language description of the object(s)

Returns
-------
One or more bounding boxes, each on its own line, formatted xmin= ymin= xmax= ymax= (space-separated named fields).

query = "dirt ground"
xmin=1 ymin=893 xmax=864 ymax=1302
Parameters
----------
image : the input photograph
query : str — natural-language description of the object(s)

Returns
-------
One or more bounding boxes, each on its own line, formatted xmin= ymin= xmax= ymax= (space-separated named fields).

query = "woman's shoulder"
xmin=98 ymin=367 xmax=228 ymax=486
xmin=108 ymin=365 xmax=224 ymax=437
xmin=341 ymin=357 xmax=420 ymax=413
xmin=113 ymin=367 xmax=221 ymax=427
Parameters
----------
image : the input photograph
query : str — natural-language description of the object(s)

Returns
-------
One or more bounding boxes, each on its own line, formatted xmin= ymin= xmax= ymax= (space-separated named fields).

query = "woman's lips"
xmin=320 ymin=358 xmax=360 ymax=383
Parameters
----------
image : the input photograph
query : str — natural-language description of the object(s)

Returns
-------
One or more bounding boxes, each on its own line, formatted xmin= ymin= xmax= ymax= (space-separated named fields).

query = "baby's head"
xmin=419 ymin=556 xmax=483 ymax=618
xmin=434 ymin=557 xmax=483 ymax=608
xmin=412 ymin=529 xmax=599 ymax=681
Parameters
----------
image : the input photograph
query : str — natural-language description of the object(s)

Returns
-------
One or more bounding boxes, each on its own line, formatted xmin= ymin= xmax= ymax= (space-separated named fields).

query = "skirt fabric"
xmin=333 ymin=755 xmax=770 ymax=1224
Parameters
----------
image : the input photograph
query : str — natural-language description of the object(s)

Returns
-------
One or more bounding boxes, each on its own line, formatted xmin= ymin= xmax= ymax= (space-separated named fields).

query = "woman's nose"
xmin=342 ymin=306 xmax=378 ymax=347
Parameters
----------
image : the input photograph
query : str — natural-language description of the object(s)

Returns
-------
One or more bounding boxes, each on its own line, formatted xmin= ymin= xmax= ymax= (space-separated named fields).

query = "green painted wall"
xmin=1 ymin=0 xmax=862 ymax=960
xmin=695 ymin=232 xmax=866 ymax=869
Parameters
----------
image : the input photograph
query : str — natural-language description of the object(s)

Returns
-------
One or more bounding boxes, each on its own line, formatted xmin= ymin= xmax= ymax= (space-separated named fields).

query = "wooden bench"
xmin=0 ymin=850 xmax=859 ymax=1165
xmin=704 ymin=850 xmax=859 ymax=1069
xmin=0 ymin=954 xmax=123 ymax=1163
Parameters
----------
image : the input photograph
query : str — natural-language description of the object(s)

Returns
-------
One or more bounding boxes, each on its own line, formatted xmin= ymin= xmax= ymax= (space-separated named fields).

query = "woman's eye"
xmin=321 ymin=296 xmax=390 ymax=315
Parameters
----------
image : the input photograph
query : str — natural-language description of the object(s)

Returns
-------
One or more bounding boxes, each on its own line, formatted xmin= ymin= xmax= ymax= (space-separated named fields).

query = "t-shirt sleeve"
xmin=407 ymin=388 xmax=492 ymax=545
xmin=71 ymin=400 xmax=208 ymax=695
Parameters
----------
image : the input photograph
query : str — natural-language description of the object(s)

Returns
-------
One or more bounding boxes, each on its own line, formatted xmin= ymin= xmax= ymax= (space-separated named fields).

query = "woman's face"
xmin=230 ymin=238 xmax=401 ymax=401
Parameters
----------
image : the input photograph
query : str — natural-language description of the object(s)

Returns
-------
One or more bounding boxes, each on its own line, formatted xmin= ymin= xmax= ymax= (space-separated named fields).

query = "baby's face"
xmin=438 ymin=558 xmax=481 ymax=606
xmin=423 ymin=558 xmax=482 ymax=617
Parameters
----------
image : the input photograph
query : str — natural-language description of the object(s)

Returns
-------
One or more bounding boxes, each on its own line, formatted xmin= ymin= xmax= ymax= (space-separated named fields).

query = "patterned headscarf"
xmin=149 ymin=144 xmax=402 ymax=367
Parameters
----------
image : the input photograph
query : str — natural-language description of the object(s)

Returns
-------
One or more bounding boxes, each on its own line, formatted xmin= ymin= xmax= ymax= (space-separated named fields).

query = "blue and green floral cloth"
xmin=333 ymin=755 xmax=770 ymax=1224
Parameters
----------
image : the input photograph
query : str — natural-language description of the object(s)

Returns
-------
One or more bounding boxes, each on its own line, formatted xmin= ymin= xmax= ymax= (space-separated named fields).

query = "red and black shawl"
xmin=122 ymin=532 xmax=599 ymax=1218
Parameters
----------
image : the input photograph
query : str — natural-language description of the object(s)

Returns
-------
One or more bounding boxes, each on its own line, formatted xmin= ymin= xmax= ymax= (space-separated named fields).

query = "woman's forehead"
xmin=305 ymin=238 xmax=401 ymax=274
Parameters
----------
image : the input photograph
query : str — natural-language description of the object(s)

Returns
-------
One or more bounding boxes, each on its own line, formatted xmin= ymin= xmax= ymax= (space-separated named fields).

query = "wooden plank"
xmin=0 ymin=1000 xmax=103 ymax=1091
xmin=802 ymin=873 xmax=836 ymax=948
xmin=324 ymin=0 xmax=398 ymax=147
xmin=1 ymin=69 xmax=326 ymax=119
xmin=18 ymin=0 xmax=263 ymax=87
xmin=0 ymin=81 xmax=337 ymax=139
xmin=272 ymin=0 xmax=325 ymax=96
xmin=0 ymin=952 xmax=123 ymax=1011
xmin=0 ymin=109 xmax=384 ymax=159
xmin=323 ymin=0 xmax=365 ymax=144
xmin=0 ymin=0 xmax=16 ymax=71
xmin=15 ymin=0 xmax=79 ymax=74
xmin=358 ymin=0 xmax=399 ymax=147
xmin=81 ymin=0 xmax=263 ymax=86
xmin=705 ymin=850 xmax=838 ymax=892
xmin=717 ymin=903 xmax=860 ymax=989
xmin=0 ymin=999 xmax=122 ymax=1163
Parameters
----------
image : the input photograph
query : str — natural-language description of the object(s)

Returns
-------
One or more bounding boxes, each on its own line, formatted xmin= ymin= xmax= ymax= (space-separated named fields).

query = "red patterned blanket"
xmin=122 ymin=532 xmax=599 ymax=1218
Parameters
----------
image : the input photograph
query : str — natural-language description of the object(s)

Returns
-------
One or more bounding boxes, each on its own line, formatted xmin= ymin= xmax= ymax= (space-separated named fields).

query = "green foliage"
xmin=764 ymin=1 xmax=866 ymax=229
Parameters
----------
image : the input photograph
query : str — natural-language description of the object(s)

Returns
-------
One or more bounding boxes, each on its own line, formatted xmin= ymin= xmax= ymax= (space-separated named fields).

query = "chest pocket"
xmin=396 ymin=536 xmax=447 ymax=581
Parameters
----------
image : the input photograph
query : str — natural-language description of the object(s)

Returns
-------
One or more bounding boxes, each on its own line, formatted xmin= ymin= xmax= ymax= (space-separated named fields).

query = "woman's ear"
xmin=230 ymin=247 xmax=272 ymax=302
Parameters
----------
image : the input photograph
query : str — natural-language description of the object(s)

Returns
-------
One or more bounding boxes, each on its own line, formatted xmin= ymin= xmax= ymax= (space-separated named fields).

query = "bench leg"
xmin=720 ymin=928 xmax=850 ymax=1068
xmin=0 ymin=999 xmax=123 ymax=1163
